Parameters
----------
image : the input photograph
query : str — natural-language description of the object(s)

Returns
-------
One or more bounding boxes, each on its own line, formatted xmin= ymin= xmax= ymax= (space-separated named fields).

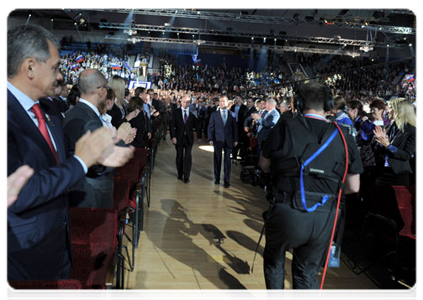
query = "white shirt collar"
xmin=7 ymin=81 xmax=38 ymax=111
xmin=79 ymin=98 xmax=101 ymax=117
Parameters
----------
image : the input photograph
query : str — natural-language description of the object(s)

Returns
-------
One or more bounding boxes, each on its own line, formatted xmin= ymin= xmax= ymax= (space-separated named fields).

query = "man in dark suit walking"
xmin=7 ymin=24 xmax=126 ymax=281
xmin=169 ymin=96 xmax=199 ymax=183
xmin=208 ymin=96 xmax=238 ymax=188
xmin=230 ymin=96 xmax=248 ymax=160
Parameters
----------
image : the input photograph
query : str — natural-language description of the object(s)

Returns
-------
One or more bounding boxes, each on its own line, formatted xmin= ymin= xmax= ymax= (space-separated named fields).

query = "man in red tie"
xmin=169 ymin=96 xmax=199 ymax=183
xmin=7 ymin=24 xmax=133 ymax=282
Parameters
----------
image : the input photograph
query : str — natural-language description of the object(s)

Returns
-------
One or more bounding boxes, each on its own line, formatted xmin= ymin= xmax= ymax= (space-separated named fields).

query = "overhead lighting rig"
xmin=105 ymin=34 xmax=366 ymax=57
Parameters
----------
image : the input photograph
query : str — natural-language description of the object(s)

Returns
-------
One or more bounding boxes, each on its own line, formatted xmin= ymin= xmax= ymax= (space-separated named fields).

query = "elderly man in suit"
xmin=170 ymin=96 xmax=199 ymax=183
xmin=63 ymin=69 xmax=133 ymax=209
xmin=252 ymin=98 xmax=280 ymax=148
xmin=208 ymin=96 xmax=238 ymax=188
xmin=7 ymin=24 xmax=130 ymax=281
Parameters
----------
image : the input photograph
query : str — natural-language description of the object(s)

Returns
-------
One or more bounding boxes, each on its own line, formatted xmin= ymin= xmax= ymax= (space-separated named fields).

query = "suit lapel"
xmin=8 ymin=91 xmax=58 ymax=165
xmin=390 ymin=124 xmax=408 ymax=146
xmin=40 ymin=100 xmax=66 ymax=163
xmin=76 ymin=101 xmax=102 ymax=122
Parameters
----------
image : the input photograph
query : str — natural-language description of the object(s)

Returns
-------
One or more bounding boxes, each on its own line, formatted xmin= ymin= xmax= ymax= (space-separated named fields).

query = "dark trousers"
xmin=70 ymin=173 xmax=114 ymax=209
xmin=197 ymin=117 xmax=204 ymax=139
xmin=8 ymin=226 xmax=71 ymax=280
xmin=263 ymin=202 xmax=335 ymax=289
xmin=213 ymin=141 xmax=232 ymax=183
xmin=175 ymin=136 xmax=192 ymax=180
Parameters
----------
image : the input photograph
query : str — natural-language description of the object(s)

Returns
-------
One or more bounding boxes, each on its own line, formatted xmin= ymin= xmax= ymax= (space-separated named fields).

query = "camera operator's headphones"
xmin=294 ymin=82 xmax=334 ymax=113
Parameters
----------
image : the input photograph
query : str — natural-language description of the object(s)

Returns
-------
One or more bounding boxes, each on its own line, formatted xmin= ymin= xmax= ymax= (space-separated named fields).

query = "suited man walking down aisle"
xmin=208 ymin=96 xmax=238 ymax=188
xmin=170 ymin=96 xmax=199 ymax=183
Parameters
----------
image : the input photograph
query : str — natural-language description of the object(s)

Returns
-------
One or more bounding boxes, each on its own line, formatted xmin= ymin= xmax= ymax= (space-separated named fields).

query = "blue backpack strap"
xmin=300 ymin=126 xmax=340 ymax=212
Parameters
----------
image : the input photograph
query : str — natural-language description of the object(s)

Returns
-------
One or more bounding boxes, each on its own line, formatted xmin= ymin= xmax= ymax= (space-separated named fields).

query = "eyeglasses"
xmin=97 ymin=85 xmax=110 ymax=90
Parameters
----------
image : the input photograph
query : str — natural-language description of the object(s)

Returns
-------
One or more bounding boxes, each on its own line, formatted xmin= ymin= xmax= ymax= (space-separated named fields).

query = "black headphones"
xmin=294 ymin=82 xmax=334 ymax=113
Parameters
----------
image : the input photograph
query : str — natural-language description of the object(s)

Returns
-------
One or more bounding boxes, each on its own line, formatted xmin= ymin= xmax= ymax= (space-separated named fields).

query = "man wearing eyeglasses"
xmin=63 ymin=69 xmax=133 ymax=209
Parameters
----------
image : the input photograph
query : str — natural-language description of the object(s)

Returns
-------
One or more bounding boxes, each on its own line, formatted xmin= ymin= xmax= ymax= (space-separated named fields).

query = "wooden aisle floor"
xmin=125 ymin=137 xmax=379 ymax=290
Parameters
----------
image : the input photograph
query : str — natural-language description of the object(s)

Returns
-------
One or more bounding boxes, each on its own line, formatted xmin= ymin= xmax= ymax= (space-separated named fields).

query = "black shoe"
xmin=177 ymin=175 xmax=183 ymax=180
xmin=214 ymin=180 xmax=220 ymax=185
xmin=224 ymin=182 xmax=230 ymax=188
xmin=184 ymin=178 xmax=190 ymax=183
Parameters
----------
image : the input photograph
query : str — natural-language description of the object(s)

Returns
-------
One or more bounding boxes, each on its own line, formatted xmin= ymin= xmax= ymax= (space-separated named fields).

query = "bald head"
xmin=78 ymin=69 xmax=107 ymax=96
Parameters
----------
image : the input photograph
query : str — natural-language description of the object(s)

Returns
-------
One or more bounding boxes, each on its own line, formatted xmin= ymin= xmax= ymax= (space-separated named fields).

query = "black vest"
xmin=271 ymin=116 xmax=348 ymax=212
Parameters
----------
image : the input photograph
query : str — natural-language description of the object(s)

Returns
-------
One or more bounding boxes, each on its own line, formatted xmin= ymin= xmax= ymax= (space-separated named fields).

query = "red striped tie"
xmin=31 ymin=104 xmax=59 ymax=164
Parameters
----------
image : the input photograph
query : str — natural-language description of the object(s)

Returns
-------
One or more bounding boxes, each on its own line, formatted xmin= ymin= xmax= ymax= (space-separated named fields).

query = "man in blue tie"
xmin=170 ymin=96 xmax=199 ymax=183
xmin=208 ymin=96 xmax=238 ymax=188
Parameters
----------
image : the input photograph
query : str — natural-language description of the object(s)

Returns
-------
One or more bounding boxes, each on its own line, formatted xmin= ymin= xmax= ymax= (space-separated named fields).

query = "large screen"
xmin=128 ymin=81 xmax=152 ymax=90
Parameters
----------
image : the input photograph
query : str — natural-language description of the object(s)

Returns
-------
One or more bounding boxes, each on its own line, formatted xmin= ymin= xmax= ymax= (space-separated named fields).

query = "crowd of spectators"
xmin=59 ymin=51 xmax=141 ymax=86
xmin=58 ymin=46 xmax=415 ymax=112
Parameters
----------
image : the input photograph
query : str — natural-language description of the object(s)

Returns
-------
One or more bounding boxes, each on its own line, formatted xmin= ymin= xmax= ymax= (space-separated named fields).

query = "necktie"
xmin=222 ymin=110 xmax=227 ymax=125
xmin=184 ymin=110 xmax=188 ymax=124
xmin=31 ymin=104 xmax=59 ymax=164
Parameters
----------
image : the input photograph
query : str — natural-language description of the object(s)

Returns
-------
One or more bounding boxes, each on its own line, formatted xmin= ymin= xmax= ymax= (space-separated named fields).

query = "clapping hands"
xmin=373 ymin=125 xmax=390 ymax=147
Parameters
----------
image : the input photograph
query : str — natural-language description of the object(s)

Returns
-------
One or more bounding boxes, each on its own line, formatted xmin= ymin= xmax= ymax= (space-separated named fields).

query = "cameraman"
xmin=259 ymin=82 xmax=363 ymax=289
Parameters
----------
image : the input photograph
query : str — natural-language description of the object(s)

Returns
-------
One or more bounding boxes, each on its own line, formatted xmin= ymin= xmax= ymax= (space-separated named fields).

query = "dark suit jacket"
xmin=107 ymin=103 xmax=127 ymax=129
xmin=374 ymin=123 xmax=416 ymax=175
xmin=63 ymin=102 xmax=106 ymax=173
xmin=130 ymin=111 xmax=150 ymax=148
xmin=152 ymin=98 xmax=166 ymax=115
xmin=230 ymin=103 xmax=248 ymax=125
xmin=244 ymin=106 xmax=257 ymax=119
xmin=207 ymin=109 xmax=239 ymax=146
xmin=63 ymin=101 xmax=114 ymax=208
xmin=169 ymin=108 xmax=199 ymax=145
xmin=8 ymin=90 xmax=86 ymax=280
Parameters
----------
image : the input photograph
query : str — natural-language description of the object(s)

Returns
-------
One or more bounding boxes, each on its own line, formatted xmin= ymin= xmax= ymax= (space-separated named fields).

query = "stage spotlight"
xmin=409 ymin=43 xmax=412 ymax=47
xmin=263 ymin=37 xmax=266 ymax=43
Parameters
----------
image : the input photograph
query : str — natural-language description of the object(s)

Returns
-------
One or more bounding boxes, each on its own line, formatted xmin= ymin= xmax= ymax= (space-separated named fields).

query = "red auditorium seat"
xmin=135 ymin=147 xmax=151 ymax=207
xmin=69 ymin=207 xmax=118 ymax=289
xmin=5 ymin=280 xmax=85 ymax=300
xmin=392 ymin=185 xmax=416 ymax=239
xmin=114 ymin=155 xmax=144 ymax=274
xmin=113 ymin=177 xmax=130 ymax=218
xmin=353 ymin=185 xmax=416 ymax=286
xmin=70 ymin=207 xmax=117 ymax=245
